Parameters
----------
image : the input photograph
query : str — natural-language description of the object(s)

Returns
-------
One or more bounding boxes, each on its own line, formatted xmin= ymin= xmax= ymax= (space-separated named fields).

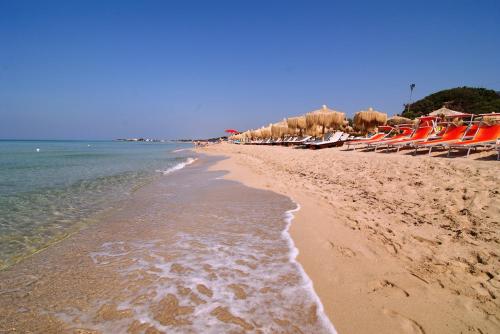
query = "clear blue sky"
xmin=1 ymin=0 xmax=499 ymax=139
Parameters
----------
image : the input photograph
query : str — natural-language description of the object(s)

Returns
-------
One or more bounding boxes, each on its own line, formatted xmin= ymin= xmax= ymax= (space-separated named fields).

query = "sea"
xmin=0 ymin=140 xmax=194 ymax=270
xmin=0 ymin=140 xmax=335 ymax=333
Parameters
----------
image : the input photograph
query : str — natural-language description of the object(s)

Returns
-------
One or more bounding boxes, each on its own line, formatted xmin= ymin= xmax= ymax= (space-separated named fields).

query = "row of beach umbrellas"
xmin=229 ymin=105 xmax=465 ymax=141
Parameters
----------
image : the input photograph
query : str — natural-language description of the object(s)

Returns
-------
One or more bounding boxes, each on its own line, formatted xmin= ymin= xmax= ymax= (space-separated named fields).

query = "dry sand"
xmin=198 ymin=143 xmax=500 ymax=334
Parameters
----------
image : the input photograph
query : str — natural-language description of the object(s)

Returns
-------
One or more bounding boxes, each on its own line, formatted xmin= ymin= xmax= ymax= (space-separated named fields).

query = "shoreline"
xmin=282 ymin=202 xmax=337 ymax=333
xmin=198 ymin=143 xmax=500 ymax=334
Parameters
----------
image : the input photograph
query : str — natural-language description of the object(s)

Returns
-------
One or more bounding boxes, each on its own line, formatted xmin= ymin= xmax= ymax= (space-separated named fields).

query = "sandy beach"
xmin=198 ymin=143 xmax=500 ymax=334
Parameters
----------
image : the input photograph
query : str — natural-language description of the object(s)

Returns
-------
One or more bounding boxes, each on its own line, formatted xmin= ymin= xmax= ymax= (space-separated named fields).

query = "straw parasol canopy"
xmin=387 ymin=115 xmax=414 ymax=126
xmin=271 ymin=120 xmax=290 ymax=139
xmin=481 ymin=113 xmax=500 ymax=125
xmin=309 ymin=125 xmax=325 ymax=137
xmin=288 ymin=116 xmax=307 ymax=129
xmin=239 ymin=130 xmax=252 ymax=140
xmin=353 ymin=107 xmax=388 ymax=134
xmin=428 ymin=106 xmax=462 ymax=117
xmin=305 ymin=105 xmax=345 ymax=136
xmin=250 ymin=129 xmax=260 ymax=140
xmin=286 ymin=116 xmax=307 ymax=135
xmin=260 ymin=125 xmax=272 ymax=139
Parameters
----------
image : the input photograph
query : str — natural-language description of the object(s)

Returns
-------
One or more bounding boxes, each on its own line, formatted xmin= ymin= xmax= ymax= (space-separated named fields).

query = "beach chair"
xmin=304 ymin=132 xmax=333 ymax=146
xmin=344 ymin=126 xmax=394 ymax=150
xmin=339 ymin=132 xmax=351 ymax=141
xmin=334 ymin=132 xmax=352 ymax=147
xmin=289 ymin=135 xmax=312 ymax=146
xmin=307 ymin=131 xmax=343 ymax=149
xmin=272 ymin=138 xmax=283 ymax=145
xmin=296 ymin=134 xmax=324 ymax=148
xmin=383 ymin=126 xmax=434 ymax=152
xmin=281 ymin=136 xmax=294 ymax=145
xmin=366 ymin=126 xmax=414 ymax=151
xmin=413 ymin=115 xmax=477 ymax=155
xmin=496 ymin=139 xmax=500 ymax=160
xmin=447 ymin=123 xmax=500 ymax=157
xmin=283 ymin=136 xmax=298 ymax=145
xmin=375 ymin=116 xmax=438 ymax=152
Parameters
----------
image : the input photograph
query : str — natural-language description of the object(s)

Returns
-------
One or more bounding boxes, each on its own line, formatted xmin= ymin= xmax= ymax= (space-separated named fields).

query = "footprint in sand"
xmin=370 ymin=280 xmax=410 ymax=297
xmin=382 ymin=308 xmax=425 ymax=334
xmin=328 ymin=241 xmax=356 ymax=257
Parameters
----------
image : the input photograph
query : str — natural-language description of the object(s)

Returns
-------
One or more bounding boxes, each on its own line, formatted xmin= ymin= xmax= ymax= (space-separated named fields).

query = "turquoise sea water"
xmin=0 ymin=140 xmax=193 ymax=269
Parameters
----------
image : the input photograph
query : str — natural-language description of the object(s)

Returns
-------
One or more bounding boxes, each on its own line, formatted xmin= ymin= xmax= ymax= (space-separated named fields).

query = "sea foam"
xmin=283 ymin=203 xmax=337 ymax=334
xmin=156 ymin=157 xmax=197 ymax=175
xmin=58 ymin=169 xmax=335 ymax=333
xmin=171 ymin=148 xmax=190 ymax=153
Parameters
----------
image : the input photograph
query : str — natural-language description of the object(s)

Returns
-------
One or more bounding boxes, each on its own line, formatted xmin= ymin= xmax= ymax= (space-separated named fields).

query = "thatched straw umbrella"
xmin=482 ymin=113 xmax=500 ymax=125
xmin=305 ymin=105 xmax=345 ymax=136
xmin=287 ymin=116 xmax=307 ymax=136
xmin=250 ymin=129 xmax=262 ymax=140
xmin=260 ymin=125 xmax=272 ymax=139
xmin=237 ymin=132 xmax=248 ymax=141
xmin=387 ymin=115 xmax=414 ymax=126
xmin=271 ymin=120 xmax=290 ymax=139
xmin=353 ymin=107 xmax=388 ymax=134
xmin=428 ymin=106 xmax=462 ymax=117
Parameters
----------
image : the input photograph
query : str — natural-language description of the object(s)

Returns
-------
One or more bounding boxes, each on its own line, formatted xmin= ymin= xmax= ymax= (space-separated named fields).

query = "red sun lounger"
xmin=365 ymin=127 xmax=414 ymax=150
xmin=370 ymin=126 xmax=431 ymax=152
xmin=413 ymin=124 xmax=478 ymax=155
xmin=447 ymin=124 xmax=500 ymax=158
xmin=345 ymin=132 xmax=386 ymax=149
xmin=385 ymin=126 xmax=434 ymax=152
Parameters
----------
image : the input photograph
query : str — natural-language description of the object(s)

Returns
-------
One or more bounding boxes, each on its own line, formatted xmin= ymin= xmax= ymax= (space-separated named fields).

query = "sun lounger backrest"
xmin=386 ymin=133 xmax=408 ymax=141
xmin=330 ymin=132 xmax=343 ymax=142
xmin=472 ymin=124 xmax=500 ymax=142
xmin=465 ymin=124 xmax=479 ymax=137
xmin=324 ymin=132 xmax=333 ymax=141
xmin=442 ymin=125 xmax=468 ymax=140
xmin=410 ymin=126 xmax=433 ymax=139
xmin=297 ymin=136 xmax=311 ymax=143
xmin=370 ymin=133 xmax=386 ymax=140
xmin=399 ymin=127 xmax=413 ymax=136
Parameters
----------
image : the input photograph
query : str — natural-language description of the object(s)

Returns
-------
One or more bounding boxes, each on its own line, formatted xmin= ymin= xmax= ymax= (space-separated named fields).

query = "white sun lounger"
xmin=306 ymin=131 xmax=344 ymax=149
xmin=289 ymin=135 xmax=312 ymax=145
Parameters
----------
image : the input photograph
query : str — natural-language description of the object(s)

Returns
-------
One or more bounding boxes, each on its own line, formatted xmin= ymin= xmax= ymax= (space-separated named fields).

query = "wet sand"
xmin=199 ymin=143 xmax=500 ymax=334
xmin=0 ymin=155 xmax=334 ymax=333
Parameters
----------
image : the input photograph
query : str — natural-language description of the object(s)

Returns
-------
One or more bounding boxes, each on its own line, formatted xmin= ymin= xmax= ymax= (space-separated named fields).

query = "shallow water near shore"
xmin=0 ymin=154 xmax=335 ymax=333
xmin=0 ymin=140 xmax=193 ymax=270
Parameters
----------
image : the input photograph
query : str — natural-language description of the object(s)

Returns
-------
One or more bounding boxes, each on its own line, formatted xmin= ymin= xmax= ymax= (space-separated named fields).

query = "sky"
xmin=0 ymin=0 xmax=499 ymax=140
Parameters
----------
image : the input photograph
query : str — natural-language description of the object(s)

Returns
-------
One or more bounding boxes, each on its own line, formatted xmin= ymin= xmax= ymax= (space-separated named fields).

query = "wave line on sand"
xmin=283 ymin=203 xmax=337 ymax=334
xmin=171 ymin=148 xmax=191 ymax=153
xmin=156 ymin=157 xmax=197 ymax=175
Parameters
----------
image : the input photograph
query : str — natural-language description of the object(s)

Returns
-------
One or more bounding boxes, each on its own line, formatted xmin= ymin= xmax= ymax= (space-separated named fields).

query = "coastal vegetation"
xmin=402 ymin=87 xmax=500 ymax=119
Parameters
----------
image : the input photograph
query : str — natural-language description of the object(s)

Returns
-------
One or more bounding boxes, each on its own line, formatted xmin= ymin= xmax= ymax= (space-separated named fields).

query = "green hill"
xmin=401 ymin=87 xmax=500 ymax=119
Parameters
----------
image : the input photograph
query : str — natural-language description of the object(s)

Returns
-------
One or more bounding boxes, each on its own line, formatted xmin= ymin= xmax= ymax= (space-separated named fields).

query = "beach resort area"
xmin=198 ymin=103 xmax=500 ymax=333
